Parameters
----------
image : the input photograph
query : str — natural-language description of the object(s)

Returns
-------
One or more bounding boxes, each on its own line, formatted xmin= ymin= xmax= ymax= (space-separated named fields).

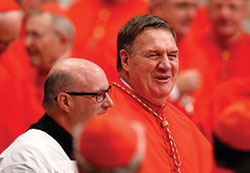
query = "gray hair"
xmin=28 ymin=9 xmax=74 ymax=44
xmin=51 ymin=14 xmax=74 ymax=44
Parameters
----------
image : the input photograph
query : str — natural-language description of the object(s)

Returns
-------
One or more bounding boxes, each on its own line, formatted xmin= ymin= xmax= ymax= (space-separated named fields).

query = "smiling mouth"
xmin=155 ymin=76 xmax=169 ymax=80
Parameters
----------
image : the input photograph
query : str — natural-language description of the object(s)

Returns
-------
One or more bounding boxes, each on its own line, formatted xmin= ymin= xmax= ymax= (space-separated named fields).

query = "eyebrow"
xmin=170 ymin=50 xmax=179 ymax=54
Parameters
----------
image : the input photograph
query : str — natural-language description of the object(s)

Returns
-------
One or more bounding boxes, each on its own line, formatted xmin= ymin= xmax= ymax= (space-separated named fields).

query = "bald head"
xmin=49 ymin=58 xmax=106 ymax=83
xmin=43 ymin=58 xmax=113 ymax=134
xmin=43 ymin=58 xmax=110 ymax=111
xmin=0 ymin=10 xmax=22 ymax=55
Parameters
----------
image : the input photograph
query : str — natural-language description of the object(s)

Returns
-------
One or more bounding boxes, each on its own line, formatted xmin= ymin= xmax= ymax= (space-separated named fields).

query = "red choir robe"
xmin=0 ymin=49 xmax=44 ymax=152
xmin=67 ymin=0 xmax=148 ymax=81
xmin=107 ymin=79 xmax=213 ymax=173
xmin=193 ymin=77 xmax=250 ymax=143
xmin=178 ymin=26 xmax=250 ymax=134
xmin=0 ymin=0 xmax=19 ymax=12
xmin=0 ymin=39 xmax=44 ymax=153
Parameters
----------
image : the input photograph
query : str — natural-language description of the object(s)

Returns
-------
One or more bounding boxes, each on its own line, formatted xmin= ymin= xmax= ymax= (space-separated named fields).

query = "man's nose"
xmin=103 ymin=93 xmax=114 ymax=108
xmin=158 ymin=54 xmax=171 ymax=70
xmin=25 ymin=35 xmax=34 ymax=47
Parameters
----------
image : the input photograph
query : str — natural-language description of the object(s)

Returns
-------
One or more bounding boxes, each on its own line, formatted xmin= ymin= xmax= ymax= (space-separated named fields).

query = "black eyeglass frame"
xmin=55 ymin=85 xmax=112 ymax=103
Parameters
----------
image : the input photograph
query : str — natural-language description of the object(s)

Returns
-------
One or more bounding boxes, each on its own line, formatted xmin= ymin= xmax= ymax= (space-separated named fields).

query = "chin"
xmin=216 ymin=27 xmax=235 ymax=37
xmin=151 ymin=91 xmax=170 ymax=99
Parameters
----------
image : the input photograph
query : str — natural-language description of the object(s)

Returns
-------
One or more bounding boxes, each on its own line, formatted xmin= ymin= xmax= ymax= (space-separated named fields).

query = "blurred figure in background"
xmin=0 ymin=2 xmax=73 ymax=153
xmin=0 ymin=11 xmax=22 ymax=55
xmin=195 ymin=77 xmax=250 ymax=142
xmin=0 ymin=2 xmax=40 ymax=153
xmin=67 ymin=0 xmax=148 ymax=81
xmin=178 ymin=0 xmax=250 ymax=124
xmin=0 ymin=58 xmax=113 ymax=172
xmin=213 ymin=100 xmax=250 ymax=173
xmin=25 ymin=3 xmax=74 ymax=102
xmin=149 ymin=0 xmax=198 ymax=41
xmin=74 ymin=114 xmax=145 ymax=173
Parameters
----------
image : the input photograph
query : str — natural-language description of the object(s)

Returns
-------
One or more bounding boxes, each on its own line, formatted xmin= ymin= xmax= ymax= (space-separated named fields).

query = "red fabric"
xmin=214 ymin=100 xmax=250 ymax=151
xmin=67 ymin=0 xmax=148 ymax=82
xmin=0 ymin=1 xmax=20 ymax=12
xmin=167 ymin=5 xmax=212 ymax=118
xmin=193 ymin=78 xmax=250 ymax=143
xmin=178 ymin=22 xmax=250 ymax=136
xmin=79 ymin=115 xmax=139 ymax=168
xmin=189 ymin=5 xmax=211 ymax=37
xmin=40 ymin=3 xmax=69 ymax=19
xmin=108 ymin=79 xmax=213 ymax=173
xmin=0 ymin=39 xmax=44 ymax=153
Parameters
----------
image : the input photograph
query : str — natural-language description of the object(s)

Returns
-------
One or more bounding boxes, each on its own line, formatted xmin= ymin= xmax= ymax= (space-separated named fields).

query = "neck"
xmin=214 ymin=30 xmax=241 ymax=49
xmin=49 ymin=111 xmax=73 ymax=135
xmin=136 ymin=93 xmax=166 ymax=113
xmin=119 ymin=76 xmax=166 ymax=112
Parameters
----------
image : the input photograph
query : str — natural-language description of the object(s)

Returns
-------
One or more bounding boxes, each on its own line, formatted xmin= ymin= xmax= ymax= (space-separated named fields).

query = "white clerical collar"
xmin=120 ymin=77 xmax=135 ymax=91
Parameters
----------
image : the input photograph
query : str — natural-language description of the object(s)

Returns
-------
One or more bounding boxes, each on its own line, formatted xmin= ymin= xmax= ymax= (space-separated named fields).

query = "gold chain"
xmin=112 ymin=82 xmax=182 ymax=173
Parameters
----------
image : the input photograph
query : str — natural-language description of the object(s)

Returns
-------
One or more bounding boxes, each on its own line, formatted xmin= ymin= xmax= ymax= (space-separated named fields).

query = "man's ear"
xmin=58 ymin=33 xmax=69 ymax=45
xmin=120 ymin=49 xmax=130 ymax=73
xmin=57 ymin=92 xmax=72 ymax=113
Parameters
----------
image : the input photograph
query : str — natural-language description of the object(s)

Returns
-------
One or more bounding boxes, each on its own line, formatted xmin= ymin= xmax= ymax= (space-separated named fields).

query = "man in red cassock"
xmin=108 ymin=14 xmax=213 ymax=173
xmin=0 ymin=5 xmax=41 ymax=153
xmin=178 ymin=0 xmax=250 ymax=126
xmin=24 ymin=3 xmax=74 ymax=102
xmin=195 ymin=77 xmax=250 ymax=143
xmin=213 ymin=97 xmax=250 ymax=172
xmin=67 ymin=0 xmax=148 ymax=81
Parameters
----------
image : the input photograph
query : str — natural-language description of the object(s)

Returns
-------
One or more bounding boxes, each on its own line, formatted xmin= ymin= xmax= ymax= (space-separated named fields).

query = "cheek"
xmin=172 ymin=61 xmax=179 ymax=73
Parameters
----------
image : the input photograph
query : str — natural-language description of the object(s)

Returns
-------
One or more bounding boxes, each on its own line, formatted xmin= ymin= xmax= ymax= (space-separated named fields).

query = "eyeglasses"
xmin=59 ymin=85 xmax=112 ymax=103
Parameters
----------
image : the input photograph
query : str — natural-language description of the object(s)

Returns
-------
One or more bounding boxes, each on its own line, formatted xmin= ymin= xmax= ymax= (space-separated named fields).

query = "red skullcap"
xmin=39 ymin=3 xmax=70 ymax=19
xmin=0 ymin=1 xmax=20 ymax=12
xmin=76 ymin=114 xmax=145 ymax=169
xmin=214 ymin=100 xmax=250 ymax=151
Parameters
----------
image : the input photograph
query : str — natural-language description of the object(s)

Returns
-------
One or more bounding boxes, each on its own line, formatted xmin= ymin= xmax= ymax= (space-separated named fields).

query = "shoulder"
xmin=0 ymin=129 xmax=72 ymax=172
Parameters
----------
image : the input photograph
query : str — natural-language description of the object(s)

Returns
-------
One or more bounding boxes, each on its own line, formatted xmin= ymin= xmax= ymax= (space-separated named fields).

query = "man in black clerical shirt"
xmin=0 ymin=58 xmax=113 ymax=172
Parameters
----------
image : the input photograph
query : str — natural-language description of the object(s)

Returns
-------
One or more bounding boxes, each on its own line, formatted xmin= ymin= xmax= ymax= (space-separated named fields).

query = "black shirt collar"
xmin=29 ymin=113 xmax=73 ymax=159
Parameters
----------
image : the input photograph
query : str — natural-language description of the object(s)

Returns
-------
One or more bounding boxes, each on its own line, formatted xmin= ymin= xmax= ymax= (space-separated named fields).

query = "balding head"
xmin=0 ymin=10 xmax=22 ymax=55
xmin=43 ymin=58 xmax=113 ymax=133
